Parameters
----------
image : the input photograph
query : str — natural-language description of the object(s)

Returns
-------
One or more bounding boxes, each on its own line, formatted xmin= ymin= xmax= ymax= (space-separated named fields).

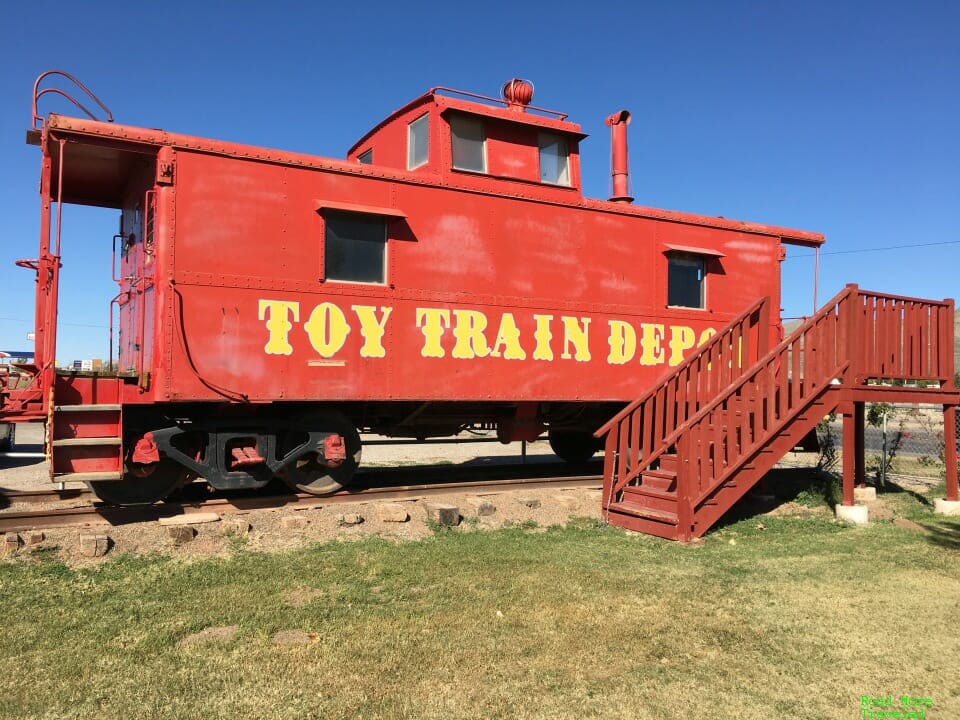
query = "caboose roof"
xmin=36 ymin=112 xmax=825 ymax=247
xmin=346 ymin=88 xmax=587 ymax=158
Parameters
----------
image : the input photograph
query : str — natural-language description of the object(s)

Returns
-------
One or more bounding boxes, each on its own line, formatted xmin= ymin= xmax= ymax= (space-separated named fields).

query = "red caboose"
xmin=3 ymin=72 xmax=825 ymax=504
xmin=1 ymin=71 xmax=822 ymax=502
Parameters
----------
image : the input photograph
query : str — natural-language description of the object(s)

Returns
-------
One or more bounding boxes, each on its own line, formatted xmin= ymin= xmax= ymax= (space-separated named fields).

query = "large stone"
xmin=933 ymin=499 xmax=960 ymax=516
xmin=2 ymin=533 xmax=20 ymax=554
xmin=79 ymin=534 xmax=110 ymax=557
xmin=378 ymin=504 xmax=409 ymax=523
xmin=166 ymin=526 xmax=196 ymax=546
xmin=25 ymin=531 xmax=45 ymax=545
xmin=835 ymin=504 xmax=869 ymax=525
xmin=337 ymin=513 xmax=364 ymax=526
xmin=470 ymin=499 xmax=497 ymax=517
xmin=425 ymin=503 xmax=460 ymax=526
xmin=853 ymin=487 xmax=877 ymax=503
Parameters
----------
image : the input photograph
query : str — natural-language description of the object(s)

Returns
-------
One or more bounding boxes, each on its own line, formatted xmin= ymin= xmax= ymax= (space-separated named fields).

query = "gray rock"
xmin=2 ymin=533 xmax=20 ymax=553
xmin=425 ymin=503 xmax=460 ymax=526
xmin=79 ymin=534 xmax=110 ymax=557
xmin=166 ymin=526 xmax=196 ymax=546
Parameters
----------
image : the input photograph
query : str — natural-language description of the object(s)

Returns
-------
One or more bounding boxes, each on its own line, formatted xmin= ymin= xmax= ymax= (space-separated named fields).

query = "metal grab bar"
xmin=32 ymin=70 xmax=114 ymax=129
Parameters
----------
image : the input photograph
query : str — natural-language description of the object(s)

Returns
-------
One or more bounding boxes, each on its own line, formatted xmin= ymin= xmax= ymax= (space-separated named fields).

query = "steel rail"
xmin=0 ymin=474 xmax=601 ymax=533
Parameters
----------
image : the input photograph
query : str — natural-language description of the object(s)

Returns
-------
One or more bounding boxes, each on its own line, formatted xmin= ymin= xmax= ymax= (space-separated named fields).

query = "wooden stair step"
xmin=623 ymin=484 xmax=677 ymax=501
xmin=53 ymin=471 xmax=122 ymax=482
xmin=641 ymin=469 xmax=676 ymax=493
xmin=607 ymin=501 xmax=678 ymax=525
xmin=658 ymin=453 xmax=680 ymax=472
xmin=53 ymin=437 xmax=122 ymax=447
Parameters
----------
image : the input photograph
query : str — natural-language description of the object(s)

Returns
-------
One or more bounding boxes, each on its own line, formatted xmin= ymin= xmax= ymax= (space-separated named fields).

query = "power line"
xmin=786 ymin=239 xmax=960 ymax=260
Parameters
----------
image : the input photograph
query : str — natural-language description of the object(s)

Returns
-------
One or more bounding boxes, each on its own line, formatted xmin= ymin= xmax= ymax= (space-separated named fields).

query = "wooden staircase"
xmin=596 ymin=284 xmax=959 ymax=541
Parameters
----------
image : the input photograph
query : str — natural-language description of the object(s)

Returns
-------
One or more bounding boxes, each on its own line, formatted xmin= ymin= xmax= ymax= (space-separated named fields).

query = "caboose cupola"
xmin=347 ymin=79 xmax=586 ymax=196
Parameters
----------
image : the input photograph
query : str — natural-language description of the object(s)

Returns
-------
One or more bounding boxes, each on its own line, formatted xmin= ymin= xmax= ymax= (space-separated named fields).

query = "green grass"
xmin=1 ymin=506 xmax=959 ymax=719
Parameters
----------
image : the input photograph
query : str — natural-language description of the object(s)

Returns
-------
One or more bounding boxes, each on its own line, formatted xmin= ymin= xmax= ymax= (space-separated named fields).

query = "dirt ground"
xmin=0 ymin=423 xmax=603 ymax=566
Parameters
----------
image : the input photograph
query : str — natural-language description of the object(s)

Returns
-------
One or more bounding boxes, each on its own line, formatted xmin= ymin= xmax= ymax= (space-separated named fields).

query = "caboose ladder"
xmin=596 ymin=284 xmax=960 ymax=541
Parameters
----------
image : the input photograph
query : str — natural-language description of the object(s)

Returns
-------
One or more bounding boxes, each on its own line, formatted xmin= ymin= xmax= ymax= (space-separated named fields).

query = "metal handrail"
xmin=32 ymin=70 xmax=113 ymax=129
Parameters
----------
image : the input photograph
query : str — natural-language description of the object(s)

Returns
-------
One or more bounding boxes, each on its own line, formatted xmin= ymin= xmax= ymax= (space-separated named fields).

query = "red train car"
xmin=3 ymin=72 xmax=824 ymax=504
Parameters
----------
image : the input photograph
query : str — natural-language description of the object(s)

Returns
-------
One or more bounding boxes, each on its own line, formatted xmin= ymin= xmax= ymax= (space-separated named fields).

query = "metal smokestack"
xmin=606 ymin=110 xmax=633 ymax=203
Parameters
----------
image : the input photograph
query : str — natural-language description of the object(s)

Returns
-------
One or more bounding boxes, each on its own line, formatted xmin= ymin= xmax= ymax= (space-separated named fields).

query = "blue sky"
xmin=1 ymin=0 xmax=957 ymax=361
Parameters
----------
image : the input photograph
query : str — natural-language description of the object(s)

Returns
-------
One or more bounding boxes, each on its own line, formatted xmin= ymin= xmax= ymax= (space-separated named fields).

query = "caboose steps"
xmin=597 ymin=285 xmax=960 ymax=542
xmin=53 ymin=471 xmax=123 ymax=482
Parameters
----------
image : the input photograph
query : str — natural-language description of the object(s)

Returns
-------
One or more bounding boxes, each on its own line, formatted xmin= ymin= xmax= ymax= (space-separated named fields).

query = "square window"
xmin=450 ymin=115 xmax=486 ymax=172
xmin=358 ymin=148 xmax=373 ymax=164
xmin=324 ymin=211 xmax=386 ymax=284
xmin=667 ymin=255 xmax=705 ymax=308
xmin=408 ymin=114 xmax=429 ymax=169
xmin=539 ymin=133 xmax=570 ymax=185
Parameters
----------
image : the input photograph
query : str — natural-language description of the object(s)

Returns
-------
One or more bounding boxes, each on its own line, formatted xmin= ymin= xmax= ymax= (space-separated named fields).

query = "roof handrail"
xmin=32 ymin=70 xmax=114 ymax=129
xmin=429 ymin=86 xmax=568 ymax=120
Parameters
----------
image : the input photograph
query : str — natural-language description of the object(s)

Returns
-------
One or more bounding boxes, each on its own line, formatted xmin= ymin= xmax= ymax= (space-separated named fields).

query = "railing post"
xmin=843 ymin=284 xmax=859 ymax=382
xmin=676 ymin=437 xmax=693 ymax=541
xmin=757 ymin=296 xmax=771 ymax=360
xmin=602 ymin=428 xmax=616 ymax=510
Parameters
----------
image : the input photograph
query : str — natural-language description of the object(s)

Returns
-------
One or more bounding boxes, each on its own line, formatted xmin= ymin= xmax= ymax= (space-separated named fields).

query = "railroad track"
xmin=0 ymin=467 xmax=602 ymax=533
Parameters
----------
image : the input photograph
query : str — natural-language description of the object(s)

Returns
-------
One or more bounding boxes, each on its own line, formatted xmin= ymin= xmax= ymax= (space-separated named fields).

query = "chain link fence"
xmin=782 ymin=403 xmax=958 ymax=484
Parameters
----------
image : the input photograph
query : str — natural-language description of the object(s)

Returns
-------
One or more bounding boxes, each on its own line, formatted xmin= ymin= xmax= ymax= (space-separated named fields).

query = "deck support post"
xmin=944 ymin=405 xmax=958 ymax=503
xmin=854 ymin=402 xmax=866 ymax=489
xmin=840 ymin=400 xmax=866 ymax=506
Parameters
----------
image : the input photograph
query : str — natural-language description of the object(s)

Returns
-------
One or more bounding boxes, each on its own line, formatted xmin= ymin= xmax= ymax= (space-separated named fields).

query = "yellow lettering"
xmin=532 ymin=314 xmax=554 ymax=361
xmin=560 ymin=316 xmax=591 ymax=362
xmin=351 ymin=305 xmax=393 ymax=358
xmin=697 ymin=327 xmax=718 ymax=346
xmin=606 ymin=320 xmax=637 ymax=365
xmin=490 ymin=313 xmax=526 ymax=360
xmin=668 ymin=325 xmax=696 ymax=366
xmin=257 ymin=299 xmax=300 ymax=356
xmin=416 ymin=308 xmax=450 ymax=358
xmin=639 ymin=323 xmax=665 ymax=366
xmin=304 ymin=302 xmax=350 ymax=358
xmin=451 ymin=309 xmax=491 ymax=359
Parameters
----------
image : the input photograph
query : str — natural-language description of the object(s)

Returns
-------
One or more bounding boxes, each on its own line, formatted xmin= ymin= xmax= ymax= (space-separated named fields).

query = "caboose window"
xmin=324 ymin=211 xmax=386 ymax=284
xmin=450 ymin=115 xmax=486 ymax=173
xmin=667 ymin=254 xmax=705 ymax=309
xmin=408 ymin=114 xmax=429 ymax=169
xmin=538 ymin=133 xmax=570 ymax=186
xmin=358 ymin=149 xmax=373 ymax=164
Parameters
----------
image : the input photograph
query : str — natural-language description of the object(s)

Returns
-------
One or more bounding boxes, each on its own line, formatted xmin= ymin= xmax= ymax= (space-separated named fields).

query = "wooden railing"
xmin=674 ymin=286 xmax=853 ymax=523
xmin=596 ymin=295 xmax=772 ymax=501
xmin=850 ymin=290 xmax=954 ymax=382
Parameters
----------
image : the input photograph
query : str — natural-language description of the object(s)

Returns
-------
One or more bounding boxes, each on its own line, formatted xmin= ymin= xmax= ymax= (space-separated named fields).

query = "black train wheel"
xmin=548 ymin=429 xmax=600 ymax=464
xmin=279 ymin=416 xmax=362 ymax=495
xmin=88 ymin=460 xmax=187 ymax=505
